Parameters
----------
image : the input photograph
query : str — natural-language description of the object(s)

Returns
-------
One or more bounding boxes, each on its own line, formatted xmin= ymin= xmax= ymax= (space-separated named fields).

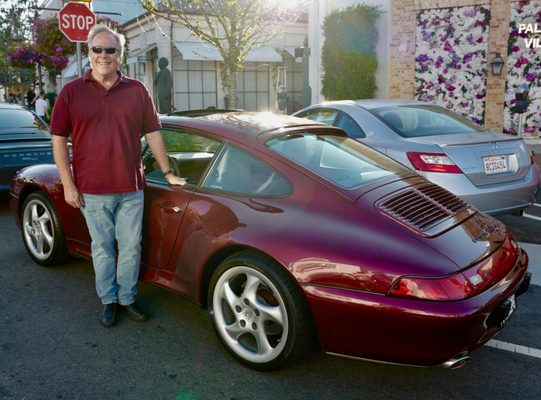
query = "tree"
xmin=0 ymin=0 xmax=38 ymax=97
xmin=140 ymin=0 xmax=305 ymax=108
xmin=321 ymin=4 xmax=381 ymax=100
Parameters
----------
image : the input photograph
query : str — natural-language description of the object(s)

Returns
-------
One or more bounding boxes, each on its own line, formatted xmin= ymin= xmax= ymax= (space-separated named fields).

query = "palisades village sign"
xmin=518 ymin=23 xmax=541 ymax=49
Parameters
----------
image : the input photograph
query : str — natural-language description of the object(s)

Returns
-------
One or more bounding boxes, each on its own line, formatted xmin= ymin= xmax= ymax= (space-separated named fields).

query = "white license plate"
xmin=483 ymin=155 xmax=508 ymax=175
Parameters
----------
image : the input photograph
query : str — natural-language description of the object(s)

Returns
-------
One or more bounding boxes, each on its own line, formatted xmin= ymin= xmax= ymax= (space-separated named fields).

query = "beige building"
xmin=122 ymin=11 xmax=308 ymax=113
xmin=389 ymin=0 xmax=541 ymax=135
xmin=307 ymin=0 xmax=539 ymax=136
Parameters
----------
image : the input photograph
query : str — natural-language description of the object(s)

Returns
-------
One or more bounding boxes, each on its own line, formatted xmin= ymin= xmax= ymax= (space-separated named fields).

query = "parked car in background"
xmin=294 ymin=100 xmax=540 ymax=216
xmin=9 ymin=112 xmax=530 ymax=371
xmin=0 ymin=102 xmax=53 ymax=191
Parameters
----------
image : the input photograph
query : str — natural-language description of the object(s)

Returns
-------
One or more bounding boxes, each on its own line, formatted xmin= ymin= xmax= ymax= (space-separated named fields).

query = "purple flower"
xmin=525 ymin=72 xmax=537 ymax=82
xmin=446 ymin=84 xmax=456 ymax=91
xmin=474 ymin=20 xmax=485 ymax=29
xmin=416 ymin=54 xmax=430 ymax=62
xmin=444 ymin=41 xmax=453 ymax=52
xmin=422 ymin=31 xmax=432 ymax=42
xmin=514 ymin=57 xmax=528 ymax=68
xmin=512 ymin=45 xmax=520 ymax=53
xmin=464 ymin=8 xmax=477 ymax=18
xmin=435 ymin=56 xmax=444 ymax=68
xmin=524 ymin=126 xmax=535 ymax=133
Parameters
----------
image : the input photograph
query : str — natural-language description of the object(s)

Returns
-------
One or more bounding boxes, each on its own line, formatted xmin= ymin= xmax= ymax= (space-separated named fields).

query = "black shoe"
xmin=120 ymin=302 xmax=148 ymax=322
xmin=100 ymin=303 xmax=117 ymax=328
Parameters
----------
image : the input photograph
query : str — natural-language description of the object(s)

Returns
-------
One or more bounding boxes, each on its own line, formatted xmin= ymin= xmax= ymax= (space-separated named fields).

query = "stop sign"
xmin=58 ymin=2 xmax=96 ymax=42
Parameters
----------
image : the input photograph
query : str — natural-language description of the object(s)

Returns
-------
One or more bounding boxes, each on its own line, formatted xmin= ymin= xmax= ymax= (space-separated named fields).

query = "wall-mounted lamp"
xmin=490 ymin=52 xmax=505 ymax=76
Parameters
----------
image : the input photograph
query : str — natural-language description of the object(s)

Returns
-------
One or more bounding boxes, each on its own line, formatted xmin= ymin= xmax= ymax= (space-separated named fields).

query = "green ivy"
xmin=321 ymin=3 xmax=381 ymax=100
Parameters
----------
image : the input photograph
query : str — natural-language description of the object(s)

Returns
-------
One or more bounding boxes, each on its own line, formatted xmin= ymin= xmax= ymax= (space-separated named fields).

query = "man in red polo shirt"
xmin=50 ymin=24 xmax=185 ymax=328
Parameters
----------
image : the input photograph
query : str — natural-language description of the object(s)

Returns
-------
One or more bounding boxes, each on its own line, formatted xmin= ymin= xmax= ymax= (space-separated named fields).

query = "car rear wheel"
xmin=21 ymin=192 xmax=68 ymax=266
xmin=208 ymin=251 xmax=313 ymax=371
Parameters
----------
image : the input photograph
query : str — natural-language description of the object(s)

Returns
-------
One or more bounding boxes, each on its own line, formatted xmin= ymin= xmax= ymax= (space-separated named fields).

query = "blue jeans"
xmin=81 ymin=191 xmax=144 ymax=306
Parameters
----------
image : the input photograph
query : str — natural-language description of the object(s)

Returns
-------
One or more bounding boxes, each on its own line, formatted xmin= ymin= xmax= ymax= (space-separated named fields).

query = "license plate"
xmin=483 ymin=155 xmax=508 ymax=175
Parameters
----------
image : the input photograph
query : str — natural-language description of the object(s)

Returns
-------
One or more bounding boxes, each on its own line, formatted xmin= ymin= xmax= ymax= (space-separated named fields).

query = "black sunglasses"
xmin=91 ymin=46 xmax=118 ymax=55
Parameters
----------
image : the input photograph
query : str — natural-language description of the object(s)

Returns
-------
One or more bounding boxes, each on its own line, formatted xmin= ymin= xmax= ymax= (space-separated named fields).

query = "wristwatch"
xmin=162 ymin=168 xmax=174 ymax=176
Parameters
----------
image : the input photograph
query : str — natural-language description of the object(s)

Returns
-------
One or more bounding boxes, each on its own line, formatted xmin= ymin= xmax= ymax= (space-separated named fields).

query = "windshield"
xmin=266 ymin=132 xmax=407 ymax=189
xmin=370 ymin=105 xmax=485 ymax=138
xmin=0 ymin=109 xmax=48 ymax=132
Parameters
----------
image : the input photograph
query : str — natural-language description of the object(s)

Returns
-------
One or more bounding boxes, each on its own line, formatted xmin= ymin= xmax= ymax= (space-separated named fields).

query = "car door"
xmin=141 ymin=128 xmax=221 ymax=269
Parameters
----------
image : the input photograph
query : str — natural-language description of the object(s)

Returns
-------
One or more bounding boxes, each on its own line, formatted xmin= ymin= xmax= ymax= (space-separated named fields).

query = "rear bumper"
xmin=420 ymin=165 xmax=540 ymax=215
xmin=303 ymin=248 xmax=529 ymax=367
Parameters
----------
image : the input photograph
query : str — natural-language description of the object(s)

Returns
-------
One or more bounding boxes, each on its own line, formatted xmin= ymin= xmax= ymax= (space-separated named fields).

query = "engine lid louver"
xmin=376 ymin=183 xmax=474 ymax=236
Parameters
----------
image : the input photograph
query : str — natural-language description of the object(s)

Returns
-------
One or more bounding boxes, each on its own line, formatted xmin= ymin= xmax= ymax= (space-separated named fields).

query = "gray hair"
xmin=87 ymin=24 xmax=126 ymax=58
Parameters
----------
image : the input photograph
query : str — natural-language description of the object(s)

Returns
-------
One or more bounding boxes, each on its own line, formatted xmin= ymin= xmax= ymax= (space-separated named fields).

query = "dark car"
xmin=0 ymin=102 xmax=53 ymax=191
xmin=9 ymin=112 xmax=530 ymax=371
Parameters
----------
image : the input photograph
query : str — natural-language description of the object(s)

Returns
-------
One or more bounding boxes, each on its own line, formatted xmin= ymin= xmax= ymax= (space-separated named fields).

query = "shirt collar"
xmin=84 ymin=69 xmax=128 ymax=84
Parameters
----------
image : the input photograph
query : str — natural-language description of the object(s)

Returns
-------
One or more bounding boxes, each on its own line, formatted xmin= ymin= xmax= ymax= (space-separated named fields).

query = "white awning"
xmin=175 ymin=42 xmax=283 ymax=63
xmin=284 ymin=47 xmax=302 ymax=63
xmin=245 ymin=45 xmax=282 ymax=63
xmin=126 ymin=44 xmax=157 ymax=65
xmin=175 ymin=42 xmax=223 ymax=61
xmin=62 ymin=57 xmax=89 ymax=78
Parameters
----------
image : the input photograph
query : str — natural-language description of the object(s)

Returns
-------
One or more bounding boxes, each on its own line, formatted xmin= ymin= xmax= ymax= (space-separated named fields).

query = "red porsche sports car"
xmin=9 ymin=112 xmax=530 ymax=371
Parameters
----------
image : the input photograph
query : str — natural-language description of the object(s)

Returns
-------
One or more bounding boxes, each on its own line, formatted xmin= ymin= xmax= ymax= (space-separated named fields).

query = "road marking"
xmin=486 ymin=339 xmax=541 ymax=359
xmin=524 ymin=213 xmax=541 ymax=221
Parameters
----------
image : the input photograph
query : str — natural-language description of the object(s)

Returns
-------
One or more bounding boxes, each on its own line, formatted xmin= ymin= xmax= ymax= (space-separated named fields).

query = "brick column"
xmin=388 ymin=0 xmax=417 ymax=98
xmin=484 ymin=0 xmax=511 ymax=132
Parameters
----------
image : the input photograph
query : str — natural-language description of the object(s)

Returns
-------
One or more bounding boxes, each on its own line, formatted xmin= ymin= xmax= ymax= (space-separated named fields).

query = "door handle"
xmin=159 ymin=201 xmax=183 ymax=214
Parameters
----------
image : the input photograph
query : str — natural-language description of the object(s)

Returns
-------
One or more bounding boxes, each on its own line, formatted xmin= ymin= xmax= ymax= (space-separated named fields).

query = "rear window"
xmin=266 ymin=132 xmax=407 ymax=189
xmin=0 ymin=109 xmax=48 ymax=132
xmin=370 ymin=105 xmax=485 ymax=138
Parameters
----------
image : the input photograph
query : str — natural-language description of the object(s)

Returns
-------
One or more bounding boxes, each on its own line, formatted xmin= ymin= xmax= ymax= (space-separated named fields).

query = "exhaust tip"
xmin=441 ymin=353 xmax=471 ymax=370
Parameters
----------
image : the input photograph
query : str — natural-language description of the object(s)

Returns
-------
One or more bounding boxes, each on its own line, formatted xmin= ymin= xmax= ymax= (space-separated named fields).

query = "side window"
xmin=299 ymin=109 xmax=339 ymax=125
xmin=203 ymin=145 xmax=291 ymax=197
xmin=143 ymin=129 xmax=221 ymax=185
xmin=335 ymin=113 xmax=366 ymax=138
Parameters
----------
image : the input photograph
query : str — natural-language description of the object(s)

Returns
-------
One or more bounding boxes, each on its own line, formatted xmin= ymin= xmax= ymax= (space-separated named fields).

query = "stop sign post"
xmin=58 ymin=2 xmax=96 ymax=78
xmin=58 ymin=2 xmax=96 ymax=43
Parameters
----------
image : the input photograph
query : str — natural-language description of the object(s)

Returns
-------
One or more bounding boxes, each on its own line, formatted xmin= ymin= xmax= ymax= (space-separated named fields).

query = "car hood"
xmin=0 ymin=128 xmax=51 ymax=142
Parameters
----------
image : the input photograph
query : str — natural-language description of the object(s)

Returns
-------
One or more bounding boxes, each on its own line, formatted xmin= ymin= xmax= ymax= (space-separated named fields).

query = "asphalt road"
xmin=1 ymin=193 xmax=540 ymax=400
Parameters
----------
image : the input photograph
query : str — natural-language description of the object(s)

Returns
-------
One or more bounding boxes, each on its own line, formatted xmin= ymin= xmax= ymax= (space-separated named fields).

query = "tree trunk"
xmin=227 ymin=70 xmax=238 ymax=109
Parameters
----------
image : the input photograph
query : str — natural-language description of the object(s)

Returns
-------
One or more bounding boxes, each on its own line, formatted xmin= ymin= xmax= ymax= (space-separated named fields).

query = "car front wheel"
xmin=208 ymin=251 xmax=313 ymax=371
xmin=21 ymin=192 xmax=68 ymax=266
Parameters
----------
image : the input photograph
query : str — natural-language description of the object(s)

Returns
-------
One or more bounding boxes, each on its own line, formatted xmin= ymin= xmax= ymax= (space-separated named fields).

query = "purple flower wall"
xmin=414 ymin=5 xmax=490 ymax=125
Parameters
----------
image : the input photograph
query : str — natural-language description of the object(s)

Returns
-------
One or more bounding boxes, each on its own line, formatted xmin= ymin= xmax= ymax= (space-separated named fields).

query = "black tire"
xmin=20 ymin=192 xmax=69 ymax=266
xmin=208 ymin=250 xmax=313 ymax=371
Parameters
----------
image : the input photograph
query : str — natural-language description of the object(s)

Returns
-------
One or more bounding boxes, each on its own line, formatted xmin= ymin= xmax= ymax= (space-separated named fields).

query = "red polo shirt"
xmin=50 ymin=69 xmax=161 ymax=194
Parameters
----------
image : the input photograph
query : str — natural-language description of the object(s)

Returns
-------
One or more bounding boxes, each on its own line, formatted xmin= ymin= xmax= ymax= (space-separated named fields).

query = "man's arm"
xmin=52 ymin=135 xmax=84 ymax=208
xmin=144 ymin=131 xmax=186 ymax=186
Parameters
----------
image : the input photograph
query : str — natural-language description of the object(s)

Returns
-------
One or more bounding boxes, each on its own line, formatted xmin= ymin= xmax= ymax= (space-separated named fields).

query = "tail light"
xmin=389 ymin=232 xmax=519 ymax=301
xmin=406 ymin=152 xmax=462 ymax=173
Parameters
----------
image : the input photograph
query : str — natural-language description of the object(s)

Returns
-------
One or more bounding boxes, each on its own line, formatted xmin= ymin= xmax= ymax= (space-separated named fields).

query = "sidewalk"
xmin=520 ymin=242 xmax=541 ymax=286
